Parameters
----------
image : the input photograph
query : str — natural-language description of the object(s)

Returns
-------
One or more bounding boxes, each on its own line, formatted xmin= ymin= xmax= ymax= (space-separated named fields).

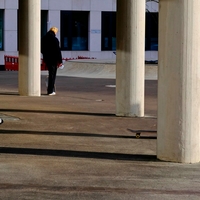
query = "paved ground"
xmin=0 ymin=71 xmax=199 ymax=200
xmin=41 ymin=60 xmax=158 ymax=80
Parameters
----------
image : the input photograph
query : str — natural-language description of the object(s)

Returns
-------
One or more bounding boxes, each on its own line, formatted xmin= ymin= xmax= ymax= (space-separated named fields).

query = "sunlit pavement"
xmin=0 ymin=71 xmax=199 ymax=200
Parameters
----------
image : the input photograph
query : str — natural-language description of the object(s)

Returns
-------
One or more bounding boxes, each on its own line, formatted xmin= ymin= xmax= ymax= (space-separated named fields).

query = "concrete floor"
xmin=0 ymin=71 xmax=199 ymax=200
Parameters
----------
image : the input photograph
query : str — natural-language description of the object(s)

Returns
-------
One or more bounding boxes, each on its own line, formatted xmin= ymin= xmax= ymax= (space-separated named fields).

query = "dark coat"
xmin=41 ymin=31 xmax=62 ymax=66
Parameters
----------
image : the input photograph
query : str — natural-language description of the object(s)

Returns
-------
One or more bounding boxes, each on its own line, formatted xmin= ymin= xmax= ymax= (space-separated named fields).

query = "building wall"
xmin=0 ymin=0 xmax=18 ymax=66
xmin=0 ymin=0 xmax=158 ymax=66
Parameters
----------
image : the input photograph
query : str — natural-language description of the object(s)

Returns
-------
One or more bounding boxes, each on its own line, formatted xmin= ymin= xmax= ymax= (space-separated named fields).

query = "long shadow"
xmin=0 ymin=129 xmax=157 ymax=139
xmin=0 ymin=92 xmax=19 ymax=96
xmin=0 ymin=109 xmax=157 ymax=119
xmin=0 ymin=147 xmax=157 ymax=162
xmin=0 ymin=109 xmax=115 ymax=117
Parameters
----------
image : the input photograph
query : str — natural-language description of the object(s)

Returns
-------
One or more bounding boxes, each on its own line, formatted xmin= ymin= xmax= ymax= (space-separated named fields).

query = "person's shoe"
xmin=48 ymin=92 xmax=56 ymax=96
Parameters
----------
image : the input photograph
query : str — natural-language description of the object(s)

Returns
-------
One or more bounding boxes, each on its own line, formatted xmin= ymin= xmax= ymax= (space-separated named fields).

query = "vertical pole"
xmin=116 ymin=0 xmax=145 ymax=117
xmin=157 ymin=0 xmax=200 ymax=163
xmin=19 ymin=0 xmax=41 ymax=96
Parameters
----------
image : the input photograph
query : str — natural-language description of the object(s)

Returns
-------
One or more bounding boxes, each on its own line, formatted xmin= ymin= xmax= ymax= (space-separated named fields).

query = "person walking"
xmin=41 ymin=27 xmax=62 ymax=95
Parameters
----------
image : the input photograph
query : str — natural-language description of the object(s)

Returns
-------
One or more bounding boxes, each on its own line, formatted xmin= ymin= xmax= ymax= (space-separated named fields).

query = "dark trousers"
xmin=47 ymin=64 xmax=57 ymax=94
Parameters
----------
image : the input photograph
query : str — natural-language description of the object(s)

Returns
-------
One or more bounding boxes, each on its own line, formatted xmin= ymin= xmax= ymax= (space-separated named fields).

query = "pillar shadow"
xmin=0 ymin=92 xmax=19 ymax=96
xmin=0 ymin=147 xmax=157 ymax=162
xmin=0 ymin=129 xmax=157 ymax=140
xmin=0 ymin=109 xmax=115 ymax=117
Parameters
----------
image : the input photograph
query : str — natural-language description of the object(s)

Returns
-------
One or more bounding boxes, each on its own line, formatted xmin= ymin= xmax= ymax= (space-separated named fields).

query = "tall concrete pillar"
xmin=157 ymin=0 xmax=200 ymax=163
xmin=18 ymin=0 xmax=41 ymax=96
xmin=116 ymin=0 xmax=145 ymax=117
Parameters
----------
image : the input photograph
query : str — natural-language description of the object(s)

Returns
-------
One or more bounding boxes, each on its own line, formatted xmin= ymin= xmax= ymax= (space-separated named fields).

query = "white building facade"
xmin=0 ymin=0 xmax=158 ymax=68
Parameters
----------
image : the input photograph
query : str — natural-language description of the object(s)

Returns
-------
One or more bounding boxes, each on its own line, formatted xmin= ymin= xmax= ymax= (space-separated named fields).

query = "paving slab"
xmin=0 ymin=71 xmax=199 ymax=200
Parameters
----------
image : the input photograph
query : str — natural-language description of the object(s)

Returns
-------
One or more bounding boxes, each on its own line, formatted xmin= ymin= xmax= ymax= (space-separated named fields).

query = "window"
xmin=41 ymin=10 xmax=48 ymax=38
xmin=145 ymin=12 xmax=158 ymax=51
xmin=102 ymin=12 xmax=116 ymax=51
xmin=0 ymin=10 xmax=4 ymax=50
xmin=61 ymin=11 xmax=89 ymax=50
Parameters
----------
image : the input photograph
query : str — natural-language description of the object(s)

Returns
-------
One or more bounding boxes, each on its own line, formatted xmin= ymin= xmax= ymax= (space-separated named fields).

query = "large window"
xmin=145 ymin=12 xmax=158 ymax=51
xmin=0 ymin=10 xmax=4 ymax=50
xmin=61 ymin=11 xmax=89 ymax=50
xmin=41 ymin=10 xmax=48 ymax=38
xmin=101 ymin=11 xmax=158 ymax=52
xmin=101 ymin=12 xmax=116 ymax=51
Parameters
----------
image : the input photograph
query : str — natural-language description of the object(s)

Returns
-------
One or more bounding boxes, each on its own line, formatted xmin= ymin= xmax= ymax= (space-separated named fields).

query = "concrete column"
xmin=157 ymin=0 xmax=200 ymax=163
xmin=18 ymin=0 xmax=41 ymax=96
xmin=116 ymin=0 xmax=145 ymax=117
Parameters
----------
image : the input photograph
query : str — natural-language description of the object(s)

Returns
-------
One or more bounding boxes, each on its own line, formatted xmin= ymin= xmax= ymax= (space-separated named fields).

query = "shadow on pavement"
xmin=0 ymin=129 xmax=157 ymax=139
xmin=0 ymin=109 xmax=115 ymax=117
xmin=0 ymin=147 xmax=157 ymax=162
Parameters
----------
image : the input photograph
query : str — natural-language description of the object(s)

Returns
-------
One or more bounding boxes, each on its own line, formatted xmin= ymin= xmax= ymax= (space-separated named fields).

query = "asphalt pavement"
xmin=0 ymin=71 xmax=199 ymax=200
